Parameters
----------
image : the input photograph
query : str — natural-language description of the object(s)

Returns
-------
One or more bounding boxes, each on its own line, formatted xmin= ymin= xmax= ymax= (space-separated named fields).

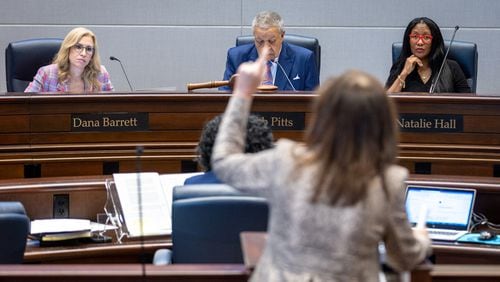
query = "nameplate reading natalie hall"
xmin=398 ymin=114 xmax=463 ymax=132
xmin=71 ymin=113 xmax=149 ymax=132
xmin=253 ymin=112 xmax=305 ymax=131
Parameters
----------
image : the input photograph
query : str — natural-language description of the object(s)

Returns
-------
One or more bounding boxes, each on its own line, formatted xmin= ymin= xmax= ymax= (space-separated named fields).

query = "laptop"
xmin=405 ymin=185 xmax=476 ymax=241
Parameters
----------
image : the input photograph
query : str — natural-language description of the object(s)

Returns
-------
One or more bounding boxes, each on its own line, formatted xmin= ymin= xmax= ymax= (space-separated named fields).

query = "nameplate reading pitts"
xmin=398 ymin=114 xmax=463 ymax=132
xmin=71 ymin=113 xmax=149 ymax=132
xmin=253 ymin=112 xmax=305 ymax=130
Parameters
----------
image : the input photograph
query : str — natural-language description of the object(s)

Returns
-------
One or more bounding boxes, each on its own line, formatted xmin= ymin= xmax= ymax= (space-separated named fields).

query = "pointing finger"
xmin=257 ymin=47 xmax=270 ymax=65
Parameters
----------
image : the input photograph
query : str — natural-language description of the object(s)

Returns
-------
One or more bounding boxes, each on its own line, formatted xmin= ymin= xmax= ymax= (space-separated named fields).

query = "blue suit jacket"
xmin=222 ymin=42 xmax=319 ymax=91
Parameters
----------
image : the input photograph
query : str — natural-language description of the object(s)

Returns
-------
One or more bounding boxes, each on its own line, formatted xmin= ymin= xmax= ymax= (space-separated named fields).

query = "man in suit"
xmin=221 ymin=11 xmax=319 ymax=91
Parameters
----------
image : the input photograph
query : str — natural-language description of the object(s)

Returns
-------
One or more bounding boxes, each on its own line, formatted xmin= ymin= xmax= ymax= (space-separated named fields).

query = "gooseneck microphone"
xmin=110 ymin=56 xmax=134 ymax=92
xmin=135 ymin=145 xmax=146 ymax=278
xmin=273 ymin=59 xmax=297 ymax=92
xmin=429 ymin=25 xmax=460 ymax=94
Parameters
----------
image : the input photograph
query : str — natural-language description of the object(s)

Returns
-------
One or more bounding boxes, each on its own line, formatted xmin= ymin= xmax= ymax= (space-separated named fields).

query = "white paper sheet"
xmin=112 ymin=172 xmax=202 ymax=237
xmin=31 ymin=218 xmax=91 ymax=235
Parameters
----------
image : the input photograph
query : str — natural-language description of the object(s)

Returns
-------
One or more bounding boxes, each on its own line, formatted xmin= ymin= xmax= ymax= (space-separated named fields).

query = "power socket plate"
xmin=53 ymin=194 xmax=69 ymax=218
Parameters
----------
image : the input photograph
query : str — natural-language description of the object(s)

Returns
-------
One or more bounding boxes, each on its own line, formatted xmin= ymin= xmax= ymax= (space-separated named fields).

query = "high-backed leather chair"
xmin=392 ymin=40 xmax=478 ymax=92
xmin=236 ymin=34 xmax=321 ymax=75
xmin=153 ymin=184 xmax=268 ymax=264
xmin=5 ymin=38 xmax=63 ymax=92
xmin=0 ymin=202 xmax=30 ymax=264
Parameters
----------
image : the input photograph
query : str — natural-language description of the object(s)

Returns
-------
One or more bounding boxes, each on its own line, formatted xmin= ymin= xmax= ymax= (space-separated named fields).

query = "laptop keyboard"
xmin=429 ymin=230 xmax=459 ymax=236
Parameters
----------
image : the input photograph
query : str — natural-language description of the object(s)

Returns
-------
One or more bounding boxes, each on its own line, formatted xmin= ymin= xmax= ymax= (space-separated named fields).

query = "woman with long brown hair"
xmin=211 ymin=49 xmax=430 ymax=281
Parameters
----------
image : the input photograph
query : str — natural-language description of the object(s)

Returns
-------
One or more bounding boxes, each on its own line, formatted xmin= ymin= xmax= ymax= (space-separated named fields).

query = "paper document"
xmin=159 ymin=172 xmax=203 ymax=198
xmin=113 ymin=172 xmax=171 ymax=236
xmin=31 ymin=218 xmax=91 ymax=235
xmin=112 ymin=172 xmax=201 ymax=237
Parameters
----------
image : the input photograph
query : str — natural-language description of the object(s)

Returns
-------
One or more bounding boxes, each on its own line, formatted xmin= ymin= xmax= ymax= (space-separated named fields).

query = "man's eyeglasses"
xmin=409 ymin=34 xmax=433 ymax=43
xmin=73 ymin=43 xmax=94 ymax=55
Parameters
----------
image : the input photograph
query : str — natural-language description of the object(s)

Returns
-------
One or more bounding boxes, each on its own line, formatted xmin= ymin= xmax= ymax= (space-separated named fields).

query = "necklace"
xmin=418 ymin=69 xmax=431 ymax=83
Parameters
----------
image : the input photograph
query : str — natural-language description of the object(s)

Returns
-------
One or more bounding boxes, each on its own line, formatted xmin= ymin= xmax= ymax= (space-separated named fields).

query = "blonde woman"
xmin=25 ymin=27 xmax=113 ymax=92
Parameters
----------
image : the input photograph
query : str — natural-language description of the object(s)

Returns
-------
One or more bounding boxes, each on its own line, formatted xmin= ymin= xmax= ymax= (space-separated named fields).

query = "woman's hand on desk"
xmin=413 ymin=226 xmax=432 ymax=255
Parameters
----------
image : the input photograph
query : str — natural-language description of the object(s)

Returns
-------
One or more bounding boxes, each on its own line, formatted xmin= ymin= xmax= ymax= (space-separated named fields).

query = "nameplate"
xmin=398 ymin=114 xmax=463 ymax=132
xmin=253 ymin=112 xmax=305 ymax=130
xmin=71 ymin=113 xmax=149 ymax=132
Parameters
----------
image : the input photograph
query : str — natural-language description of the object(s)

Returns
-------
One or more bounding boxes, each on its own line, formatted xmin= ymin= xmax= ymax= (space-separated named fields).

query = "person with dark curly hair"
xmin=184 ymin=114 xmax=274 ymax=184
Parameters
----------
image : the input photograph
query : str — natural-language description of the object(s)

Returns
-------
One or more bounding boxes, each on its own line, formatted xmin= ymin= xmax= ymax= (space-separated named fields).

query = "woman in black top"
xmin=386 ymin=17 xmax=471 ymax=93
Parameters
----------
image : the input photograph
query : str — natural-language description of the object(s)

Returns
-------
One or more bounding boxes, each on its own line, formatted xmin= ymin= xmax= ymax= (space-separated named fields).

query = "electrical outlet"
xmin=53 ymin=194 xmax=69 ymax=218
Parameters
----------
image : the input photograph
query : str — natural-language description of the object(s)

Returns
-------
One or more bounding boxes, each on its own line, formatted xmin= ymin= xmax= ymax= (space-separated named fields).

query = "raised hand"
xmin=232 ymin=47 xmax=270 ymax=99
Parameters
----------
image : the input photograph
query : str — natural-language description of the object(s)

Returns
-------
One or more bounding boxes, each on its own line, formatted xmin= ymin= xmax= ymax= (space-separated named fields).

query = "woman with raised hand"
xmin=212 ymin=47 xmax=430 ymax=281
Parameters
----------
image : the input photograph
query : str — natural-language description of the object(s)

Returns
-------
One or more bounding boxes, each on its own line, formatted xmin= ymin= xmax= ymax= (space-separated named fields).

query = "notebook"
xmin=405 ymin=185 xmax=476 ymax=241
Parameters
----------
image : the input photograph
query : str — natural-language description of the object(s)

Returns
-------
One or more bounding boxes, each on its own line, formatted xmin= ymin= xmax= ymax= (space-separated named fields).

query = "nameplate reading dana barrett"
xmin=253 ymin=112 xmax=305 ymax=130
xmin=398 ymin=114 xmax=463 ymax=132
xmin=71 ymin=113 xmax=149 ymax=132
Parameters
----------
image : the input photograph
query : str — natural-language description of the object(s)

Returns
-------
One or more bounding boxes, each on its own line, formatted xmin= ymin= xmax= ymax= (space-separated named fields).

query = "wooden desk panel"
xmin=432 ymin=265 xmax=500 ymax=282
xmin=24 ymin=239 xmax=171 ymax=264
xmin=0 ymin=92 xmax=499 ymax=178
xmin=433 ymin=243 xmax=500 ymax=264
xmin=0 ymin=176 xmax=108 ymax=220
xmin=0 ymin=264 xmax=248 ymax=281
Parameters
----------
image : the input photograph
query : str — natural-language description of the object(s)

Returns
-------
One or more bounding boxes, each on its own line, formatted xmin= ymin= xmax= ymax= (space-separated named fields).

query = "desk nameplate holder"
xmin=104 ymin=179 xmax=129 ymax=243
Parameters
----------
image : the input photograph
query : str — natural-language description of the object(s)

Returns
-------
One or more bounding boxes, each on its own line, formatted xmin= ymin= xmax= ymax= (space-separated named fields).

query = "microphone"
xmin=429 ymin=25 xmax=459 ymax=94
xmin=135 ymin=145 xmax=146 ymax=277
xmin=110 ymin=56 xmax=134 ymax=92
xmin=273 ymin=59 xmax=297 ymax=91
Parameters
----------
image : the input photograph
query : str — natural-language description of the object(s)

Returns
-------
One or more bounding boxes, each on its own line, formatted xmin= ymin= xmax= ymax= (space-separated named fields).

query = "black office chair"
xmin=153 ymin=184 xmax=268 ymax=264
xmin=236 ymin=34 xmax=321 ymax=76
xmin=0 ymin=202 xmax=30 ymax=264
xmin=5 ymin=38 xmax=63 ymax=92
xmin=392 ymin=40 xmax=478 ymax=92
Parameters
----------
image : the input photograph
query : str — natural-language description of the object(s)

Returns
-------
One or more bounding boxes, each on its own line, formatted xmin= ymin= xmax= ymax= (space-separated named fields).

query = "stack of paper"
xmin=30 ymin=218 xmax=92 ymax=242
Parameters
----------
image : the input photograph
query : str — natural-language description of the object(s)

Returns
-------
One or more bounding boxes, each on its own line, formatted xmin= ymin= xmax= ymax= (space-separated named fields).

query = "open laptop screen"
xmin=405 ymin=186 xmax=476 ymax=231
